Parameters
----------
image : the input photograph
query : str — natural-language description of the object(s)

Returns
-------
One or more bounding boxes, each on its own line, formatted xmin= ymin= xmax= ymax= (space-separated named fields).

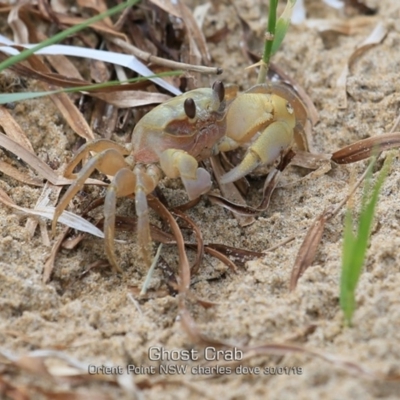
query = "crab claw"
xmin=160 ymin=149 xmax=212 ymax=200
xmin=220 ymin=120 xmax=293 ymax=184
xmin=181 ymin=167 xmax=212 ymax=200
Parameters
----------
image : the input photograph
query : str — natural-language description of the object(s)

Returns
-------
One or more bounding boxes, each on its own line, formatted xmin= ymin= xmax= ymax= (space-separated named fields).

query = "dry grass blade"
xmin=337 ymin=22 xmax=387 ymax=109
xmin=0 ymin=375 xmax=29 ymax=400
xmin=332 ymin=132 xmax=400 ymax=164
xmin=207 ymin=193 xmax=261 ymax=217
xmin=257 ymin=168 xmax=282 ymax=211
xmin=179 ymin=307 xmax=234 ymax=347
xmin=31 ymin=388 xmax=114 ymax=400
xmin=202 ymin=245 xmax=238 ymax=272
xmin=148 ymin=195 xmax=191 ymax=293
xmin=1 ymin=52 xmax=91 ymax=87
xmin=0 ymin=132 xmax=104 ymax=186
xmin=8 ymin=1 xmax=29 ymax=44
xmin=304 ymin=16 xmax=375 ymax=35
xmin=97 ymin=215 xmax=176 ymax=245
xmin=290 ymin=208 xmax=333 ymax=291
xmin=25 ymin=183 xmax=61 ymax=245
xmin=0 ymin=105 xmax=34 ymax=151
xmin=177 ymin=2 xmax=210 ymax=65
xmin=173 ymin=209 xmax=204 ymax=275
xmin=43 ymin=227 xmax=69 ymax=283
xmin=25 ymin=53 xmax=94 ymax=141
xmin=148 ymin=0 xmax=210 ymax=64
xmin=290 ymin=150 xmax=332 ymax=170
xmin=43 ymin=13 xmax=127 ymax=40
xmin=112 ymin=37 xmax=221 ymax=75
xmin=91 ymin=90 xmax=170 ymax=108
xmin=211 ymin=155 xmax=255 ymax=226
xmin=347 ymin=22 xmax=388 ymax=69
xmin=0 ymin=187 xmax=106 ymax=240
xmin=206 ymin=243 xmax=263 ymax=265
xmin=77 ymin=0 xmax=112 ymax=26
xmin=346 ymin=0 xmax=377 ymax=14
xmin=0 ymin=160 xmax=43 ymax=186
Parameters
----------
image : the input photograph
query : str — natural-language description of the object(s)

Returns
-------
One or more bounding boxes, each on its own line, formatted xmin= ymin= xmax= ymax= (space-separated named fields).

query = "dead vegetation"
xmin=0 ymin=0 xmax=400 ymax=398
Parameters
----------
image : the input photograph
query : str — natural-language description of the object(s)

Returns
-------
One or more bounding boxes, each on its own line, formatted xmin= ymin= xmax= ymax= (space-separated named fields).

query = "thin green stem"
xmin=257 ymin=0 xmax=278 ymax=84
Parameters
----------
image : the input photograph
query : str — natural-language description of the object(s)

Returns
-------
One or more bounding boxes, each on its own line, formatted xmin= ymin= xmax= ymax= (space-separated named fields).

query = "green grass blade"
xmin=341 ymin=209 xmax=357 ymax=323
xmin=340 ymin=155 xmax=392 ymax=325
xmin=257 ymin=0 xmax=297 ymax=84
xmin=0 ymin=0 xmax=140 ymax=72
xmin=271 ymin=0 xmax=297 ymax=56
xmin=257 ymin=0 xmax=278 ymax=84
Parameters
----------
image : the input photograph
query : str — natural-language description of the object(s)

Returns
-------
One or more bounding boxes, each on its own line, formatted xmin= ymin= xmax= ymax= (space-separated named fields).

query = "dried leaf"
xmin=290 ymin=208 xmax=333 ymax=290
xmin=206 ymin=243 xmax=263 ymax=265
xmin=207 ymin=193 xmax=261 ymax=217
xmin=91 ymin=90 xmax=170 ymax=108
xmin=337 ymin=22 xmax=388 ymax=109
xmin=211 ymin=155 xmax=255 ymax=226
xmin=304 ymin=16 xmax=374 ymax=35
xmin=7 ymin=1 xmax=29 ymax=44
xmin=43 ymin=228 xmax=69 ymax=283
xmin=257 ymin=168 xmax=282 ymax=211
xmin=0 ymin=35 xmax=182 ymax=95
xmin=0 ymin=160 xmax=43 ymax=186
xmin=25 ymin=53 xmax=95 ymax=141
xmin=346 ymin=0 xmax=377 ymax=15
xmin=0 ymin=132 xmax=105 ymax=186
xmin=0 ymin=105 xmax=34 ymax=152
xmin=148 ymin=195 xmax=191 ymax=293
xmin=202 ymin=245 xmax=238 ymax=272
xmin=0 ymin=187 xmax=105 ymax=239
xmin=332 ymin=132 xmax=400 ymax=164
xmin=173 ymin=209 xmax=204 ymax=275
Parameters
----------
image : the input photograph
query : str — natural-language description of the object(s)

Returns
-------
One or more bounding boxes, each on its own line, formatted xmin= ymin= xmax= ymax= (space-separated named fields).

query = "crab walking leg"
xmin=159 ymin=149 xmax=212 ymax=200
xmin=133 ymin=165 xmax=160 ymax=266
xmin=64 ymin=139 xmax=130 ymax=178
xmin=220 ymin=120 xmax=294 ymax=184
xmin=52 ymin=148 xmax=129 ymax=235
xmin=104 ymin=168 xmax=137 ymax=273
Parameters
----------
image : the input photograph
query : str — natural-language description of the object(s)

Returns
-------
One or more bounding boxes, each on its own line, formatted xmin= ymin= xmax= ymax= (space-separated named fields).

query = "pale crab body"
xmin=51 ymin=81 xmax=301 ymax=272
xmin=132 ymin=87 xmax=226 ymax=164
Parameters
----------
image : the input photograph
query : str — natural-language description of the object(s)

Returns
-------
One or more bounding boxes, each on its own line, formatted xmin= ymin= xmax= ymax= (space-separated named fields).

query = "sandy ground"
xmin=1 ymin=0 xmax=400 ymax=399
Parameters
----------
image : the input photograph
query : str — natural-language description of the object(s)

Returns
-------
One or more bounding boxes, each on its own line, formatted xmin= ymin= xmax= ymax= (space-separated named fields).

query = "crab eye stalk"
xmin=212 ymin=80 xmax=225 ymax=102
xmin=184 ymin=98 xmax=196 ymax=119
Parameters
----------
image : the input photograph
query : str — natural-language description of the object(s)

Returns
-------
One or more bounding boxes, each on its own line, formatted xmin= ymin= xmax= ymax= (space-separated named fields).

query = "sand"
xmin=1 ymin=0 xmax=400 ymax=398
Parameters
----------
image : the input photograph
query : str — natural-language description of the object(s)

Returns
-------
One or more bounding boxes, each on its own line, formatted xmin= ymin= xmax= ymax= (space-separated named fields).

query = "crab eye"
xmin=212 ymin=80 xmax=225 ymax=102
xmin=184 ymin=98 xmax=196 ymax=119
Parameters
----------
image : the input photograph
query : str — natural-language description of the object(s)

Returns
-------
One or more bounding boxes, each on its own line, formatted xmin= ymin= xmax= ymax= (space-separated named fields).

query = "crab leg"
xmin=220 ymin=120 xmax=294 ymax=184
xmin=159 ymin=149 xmax=212 ymax=199
xmin=132 ymin=165 xmax=161 ymax=267
xmin=64 ymin=139 xmax=130 ymax=178
xmin=52 ymin=148 xmax=128 ymax=235
xmin=104 ymin=168 xmax=136 ymax=273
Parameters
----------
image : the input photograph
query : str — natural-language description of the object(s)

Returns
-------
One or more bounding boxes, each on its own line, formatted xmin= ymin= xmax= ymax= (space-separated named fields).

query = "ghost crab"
xmin=52 ymin=80 xmax=303 ymax=272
